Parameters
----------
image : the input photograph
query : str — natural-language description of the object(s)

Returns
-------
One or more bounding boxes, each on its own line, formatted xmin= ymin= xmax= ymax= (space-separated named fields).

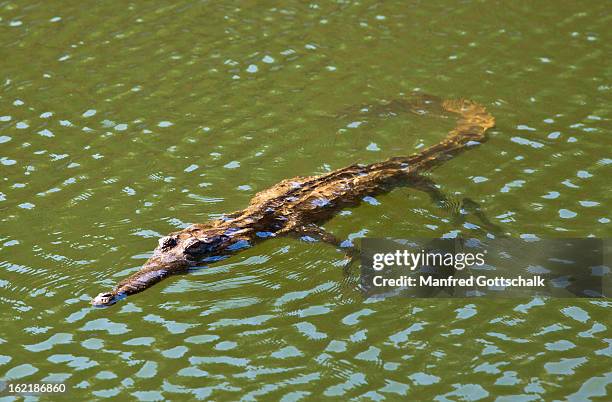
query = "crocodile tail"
xmin=421 ymin=98 xmax=495 ymax=157
xmin=387 ymin=97 xmax=496 ymax=172
xmin=441 ymin=98 xmax=495 ymax=143
xmin=354 ymin=95 xmax=496 ymax=175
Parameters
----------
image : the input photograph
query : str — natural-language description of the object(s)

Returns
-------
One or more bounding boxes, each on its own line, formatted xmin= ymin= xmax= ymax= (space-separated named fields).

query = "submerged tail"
xmin=370 ymin=95 xmax=496 ymax=174
xmin=441 ymin=98 xmax=496 ymax=143
xmin=413 ymin=97 xmax=495 ymax=170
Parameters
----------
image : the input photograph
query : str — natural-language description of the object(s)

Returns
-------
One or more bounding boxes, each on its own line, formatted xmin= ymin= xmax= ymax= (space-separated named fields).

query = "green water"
xmin=1 ymin=1 xmax=611 ymax=400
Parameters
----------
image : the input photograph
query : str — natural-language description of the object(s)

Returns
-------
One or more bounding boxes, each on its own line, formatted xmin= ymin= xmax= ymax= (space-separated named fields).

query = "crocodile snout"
xmin=91 ymin=292 xmax=117 ymax=307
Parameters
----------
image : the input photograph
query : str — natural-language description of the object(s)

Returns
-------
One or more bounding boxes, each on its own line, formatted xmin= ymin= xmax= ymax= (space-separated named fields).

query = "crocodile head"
xmin=152 ymin=231 xmax=232 ymax=265
xmin=91 ymin=230 xmax=235 ymax=307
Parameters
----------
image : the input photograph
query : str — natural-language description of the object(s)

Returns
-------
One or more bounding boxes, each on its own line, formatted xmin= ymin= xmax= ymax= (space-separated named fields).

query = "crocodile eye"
xmin=184 ymin=235 xmax=227 ymax=256
xmin=184 ymin=238 xmax=206 ymax=255
xmin=158 ymin=236 xmax=178 ymax=251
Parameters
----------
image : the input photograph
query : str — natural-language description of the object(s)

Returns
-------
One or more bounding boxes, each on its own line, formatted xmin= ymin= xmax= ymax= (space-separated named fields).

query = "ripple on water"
xmin=544 ymin=357 xmax=588 ymax=375
xmin=142 ymin=314 xmax=197 ymax=334
xmin=123 ymin=337 xmax=155 ymax=346
xmin=0 ymin=2 xmax=610 ymax=400
xmin=161 ymin=346 xmax=188 ymax=359
xmin=560 ymin=306 xmax=590 ymax=323
xmin=47 ymin=354 xmax=98 ymax=370
xmin=79 ymin=319 xmax=129 ymax=335
xmin=24 ymin=333 xmax=73 ymax=352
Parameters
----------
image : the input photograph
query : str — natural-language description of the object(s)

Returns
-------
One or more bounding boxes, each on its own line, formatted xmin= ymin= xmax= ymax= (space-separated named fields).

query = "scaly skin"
xmin=91 ymin=94 xmax=495 ymax=307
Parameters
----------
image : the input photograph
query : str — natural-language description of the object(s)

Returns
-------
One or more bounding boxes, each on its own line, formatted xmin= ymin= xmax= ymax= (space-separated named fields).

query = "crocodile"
xmin=91 ymin=93 xmax=495 ymax=307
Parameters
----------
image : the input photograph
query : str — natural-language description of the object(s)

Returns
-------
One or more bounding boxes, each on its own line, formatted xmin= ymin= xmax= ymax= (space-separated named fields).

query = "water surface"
xmin=0 ymin=1 xmax=610 ymax=400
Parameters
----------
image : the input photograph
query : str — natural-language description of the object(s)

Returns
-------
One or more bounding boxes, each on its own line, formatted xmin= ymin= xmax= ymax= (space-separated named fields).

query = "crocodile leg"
xmin=457 ymin=197 xmax=506 ymax=237
xmin=293 ymin=224 xmax=360 ymax=273
xmin=295 ymin=223 xmax=342 ymax=246
xmin=407 ymin=175 xmax=504 ymax=237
